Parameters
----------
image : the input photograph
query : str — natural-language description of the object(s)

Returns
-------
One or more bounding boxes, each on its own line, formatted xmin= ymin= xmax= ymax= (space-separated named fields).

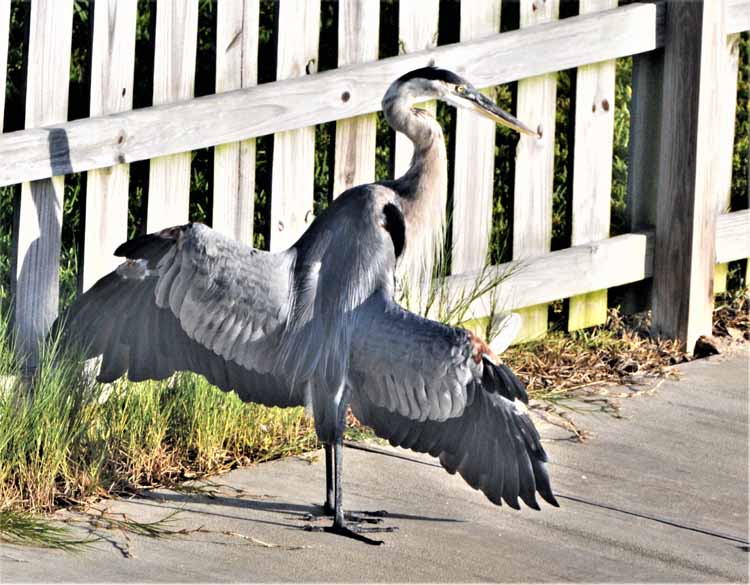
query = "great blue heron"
xmin=59 ymin=67 xmax=557 ymax=545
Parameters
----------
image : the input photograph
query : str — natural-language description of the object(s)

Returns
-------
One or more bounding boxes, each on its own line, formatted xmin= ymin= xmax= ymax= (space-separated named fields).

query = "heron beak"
xmin=463 ymin=89 xmax=537 ymax=136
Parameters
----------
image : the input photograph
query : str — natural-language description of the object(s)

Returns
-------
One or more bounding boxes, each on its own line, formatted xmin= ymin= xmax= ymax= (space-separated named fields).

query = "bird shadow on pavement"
xmin=136 ymin=490 xmax=465 ymax=528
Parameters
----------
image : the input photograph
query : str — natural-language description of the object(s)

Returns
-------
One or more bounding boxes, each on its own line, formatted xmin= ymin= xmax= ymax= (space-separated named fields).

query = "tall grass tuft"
xmin=0 ymin=309 xmax=316 ymax=515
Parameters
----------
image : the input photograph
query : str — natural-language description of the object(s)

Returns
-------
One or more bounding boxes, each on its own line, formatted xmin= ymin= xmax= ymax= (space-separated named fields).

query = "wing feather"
xmin=351 ymin=292 xmax=475 ymax=422
xmin=349 ymin=291 xmax=557 ymax=509
xmin=58 ymin=223 xmax=303 ymax=409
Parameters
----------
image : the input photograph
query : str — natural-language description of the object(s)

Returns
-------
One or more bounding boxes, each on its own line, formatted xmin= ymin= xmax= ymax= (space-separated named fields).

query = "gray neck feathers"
xmin=382 ymin=82 xmax=448 ymax=297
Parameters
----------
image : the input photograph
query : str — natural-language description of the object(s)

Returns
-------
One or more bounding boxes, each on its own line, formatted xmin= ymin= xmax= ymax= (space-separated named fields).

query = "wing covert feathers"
xmin=350 ymin=291 xmax=556 ymax=510
xmin=57 ymin=223 xmax=302 ymax=409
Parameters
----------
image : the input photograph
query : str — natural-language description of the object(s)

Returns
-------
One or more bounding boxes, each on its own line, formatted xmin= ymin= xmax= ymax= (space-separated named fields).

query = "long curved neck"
xmin=383 ymin=92 xmax=448 ymax=292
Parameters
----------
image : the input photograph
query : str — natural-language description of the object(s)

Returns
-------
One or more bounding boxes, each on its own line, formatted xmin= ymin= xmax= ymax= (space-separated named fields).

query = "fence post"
xmin=451 ymin=0 xmax=501 ymax=276
xmin=213 ymin=0 xmax=259 ymax=244
xmin=83 ymin=0 xmax=137 ymax=291
xmin=624 ymin=7 xmax=664 ymax=315
xmin=651 ymin=0 xmax=726 ymax=351
xmin=146 ymin=0 xmax=199 ymax=233
xmin=393 ymin=0 xmax=440 ymax=179
xmin=512 ymin=0 xmax=559 ymax=342
xmin=568 ymin=0 xmax=618 ymax=331
xmin=269 ymin=0 xmax=321 ymax=251
xmin=332 ymin=0 xmax=380 ymax=197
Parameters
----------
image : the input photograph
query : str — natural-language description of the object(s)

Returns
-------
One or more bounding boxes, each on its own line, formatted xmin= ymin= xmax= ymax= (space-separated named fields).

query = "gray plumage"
xmin=58 ymin=67 xmax=555 ymax=543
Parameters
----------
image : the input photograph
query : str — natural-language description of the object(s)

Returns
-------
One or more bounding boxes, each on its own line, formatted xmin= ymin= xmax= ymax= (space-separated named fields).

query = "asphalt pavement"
xmin=1 ymin=348 xmax=748 ymax=583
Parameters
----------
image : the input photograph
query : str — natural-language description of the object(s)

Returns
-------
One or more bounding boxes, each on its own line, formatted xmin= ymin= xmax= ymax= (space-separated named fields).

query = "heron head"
xmin=391 ymin=66 xmax=536 ymax=136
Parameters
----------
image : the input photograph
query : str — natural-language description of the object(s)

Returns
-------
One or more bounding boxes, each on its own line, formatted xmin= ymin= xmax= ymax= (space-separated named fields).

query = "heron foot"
xmin=304 ymin=520 xmax=397 ymax=545
xmin=303 ymin=507 xmax=388 ymax=524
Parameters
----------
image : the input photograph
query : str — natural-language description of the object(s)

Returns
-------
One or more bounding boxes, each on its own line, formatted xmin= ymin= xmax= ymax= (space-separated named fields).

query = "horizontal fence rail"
xmin=436 ymin=210 xmax=750 ymax=322
xmin=0 ymin=2 xmax=665 ymax=187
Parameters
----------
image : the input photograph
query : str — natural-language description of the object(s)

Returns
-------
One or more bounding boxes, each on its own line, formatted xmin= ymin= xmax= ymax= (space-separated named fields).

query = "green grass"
xmin=0 ymin=309 xmax=317 ymax=517
xmin=0 ymin=508 xmax=97 ymax=550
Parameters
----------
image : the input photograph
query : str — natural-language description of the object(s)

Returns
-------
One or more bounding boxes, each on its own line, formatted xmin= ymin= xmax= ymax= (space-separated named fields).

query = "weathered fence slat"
xmin=212 ymin=0 xmax=258 ymax=244
xmin=512 ymin=0 xmax=559 ymax=342
xmin=393 ymin=0 xmax=440 ymax=179
xmin=146 ymin=0 xmax=198 ymax=233
xmin=568 ymin=0 xmax=617 ymax=331
xmin=269 ymin=0 xmax=321 ymax=251
xmin=14 ymin=0 xmax=74 ymax=365
xmin=0 ymin=0 xmax=10 ymax=131
xmin=450 ymin=0 xmax=501 ymax=274
xmin=713 ymin=32 xmax=740 ymax=295
xmin=716 ymin=211 xmax=750 ymax=264
xmin=82 ymin=0 xmax=137 ymax=292
xmin=652 ymin=0 xmax=725 ymax=351
xmin=332 ymin=0 xmax=379 ymax=197
xmin=0 ymin=2 xmax=664 ymax=188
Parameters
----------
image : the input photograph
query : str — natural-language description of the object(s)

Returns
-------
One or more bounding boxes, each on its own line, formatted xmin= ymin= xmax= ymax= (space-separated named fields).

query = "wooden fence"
xmin=1 ymin=0 xmax=748 ymax=366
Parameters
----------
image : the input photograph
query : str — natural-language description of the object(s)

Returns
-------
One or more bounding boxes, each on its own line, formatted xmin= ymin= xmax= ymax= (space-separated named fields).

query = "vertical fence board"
xmin=14 ymin=0 xmax=74 ymax=364
xmin=0 ymin=0 xmax=10 ymax=131
xmin=713 ymin=33 xmax=740 ymax=295
xmin=146 ymin=0 xmax=198 ymax=233
xmin=393 ymin=0 xmax=440 ymax=178
xmin=269 ymin=0 xmax=320 ymax=251
xmin=451 ymin=0 xmax=501 ymax=274
xmin=512 ymin=0 xmax=559 ymax=342
xmin=82 ymin=0 xmax=137 ymax=291
xmin=332 ymin=0 xmax=379 ymax=197
xmin=568 ymin=0 xmax=617 ymax=331
xmin=213 ymin=0 xmax=258 ymax=243
xmin=652 ymin=0 xmax=724 ymax=351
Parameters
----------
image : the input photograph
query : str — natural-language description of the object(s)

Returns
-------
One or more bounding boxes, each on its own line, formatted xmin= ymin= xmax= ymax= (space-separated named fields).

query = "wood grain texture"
xmin=213 ymin=0 xmax=258 ymax=244
xmin=512 ymin=0 xmax=559 ymax=342
xmin=713 ymin=33 xmax=740 ymax=294
xmin=627 ymin=50 xmax=663 ymax=232
xmin=450 ymin=0 xmax=501 ymax=274
xmin=332 ymin=0 xmax=379 ymax=197
xmin=393 ymin=0 xmax=440 ymax=178
xmin=622 ymin=39 xmax=665 ymax=314
xmin=147 ymin=0 xmax=198 ymax=233
xmin=716 ymin=210 xmax=750 ymax=264
xmin=0 ymin=2 xmax=664 ymax=187
xmin=568 ymin=0 xmax=617 ymax=331
xmin=14 ymin=0 xmax=74 ymax=365
xmin=728 ymin=0 xmax=750 ymax=33
xmin=0 ymin=0 xmax=10 ymax=131
xmin=82 ymin=0 xmax=137 ymax=292
xmin=652 ymin=0 xmax=724 ymax=352
xmin=269 ymin=0 xmax=320 ymax=251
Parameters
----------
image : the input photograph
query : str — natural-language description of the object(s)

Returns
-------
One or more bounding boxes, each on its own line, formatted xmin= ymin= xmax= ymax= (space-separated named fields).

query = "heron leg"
xmin=327 ymin=439 xmax=389 ymax=545
xmin=324 ymin=443 xmax=335 ymax=515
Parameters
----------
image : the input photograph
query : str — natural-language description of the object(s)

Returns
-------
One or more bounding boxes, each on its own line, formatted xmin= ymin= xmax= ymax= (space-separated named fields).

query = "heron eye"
xmin=456 ymin=84 xmax=467 ymax=94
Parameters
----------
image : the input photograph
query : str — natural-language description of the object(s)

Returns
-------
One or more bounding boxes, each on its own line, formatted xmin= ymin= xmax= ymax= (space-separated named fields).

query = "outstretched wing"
xmin=349 ymin=291 xmax=557 ymax=509
xmin=59 ymin=223 xmax=303 ymax=408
